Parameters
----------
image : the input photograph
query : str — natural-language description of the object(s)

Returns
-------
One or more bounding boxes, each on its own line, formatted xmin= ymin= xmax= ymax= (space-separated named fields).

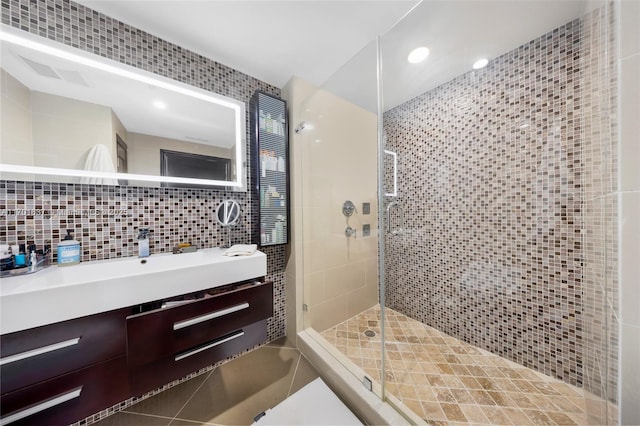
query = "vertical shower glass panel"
xmin=298 ymin=40 xmax=385 ymax=397
xmin=379 ymin=0 xmax=618 ymax=424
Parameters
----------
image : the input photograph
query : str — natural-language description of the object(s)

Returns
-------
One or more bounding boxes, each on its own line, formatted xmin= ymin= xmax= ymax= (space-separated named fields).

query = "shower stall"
xmin=291 ymin=0 xmax=623 ymax=424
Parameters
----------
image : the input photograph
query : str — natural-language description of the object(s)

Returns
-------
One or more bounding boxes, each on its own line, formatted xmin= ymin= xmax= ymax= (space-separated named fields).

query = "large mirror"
xmin=0 ymin=25 xmax=246 ymax=190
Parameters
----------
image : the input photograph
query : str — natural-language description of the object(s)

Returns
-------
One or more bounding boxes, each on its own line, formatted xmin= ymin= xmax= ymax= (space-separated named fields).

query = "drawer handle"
xmin=173 ymin=302 xmax=250 ymax=331
xmin=174 ymin=330 xmax=245 ymax=362
xmin=0 ymin=386 xmax=82 ymax=425
xmin=0 ymin=337 xmax=81 ymax=366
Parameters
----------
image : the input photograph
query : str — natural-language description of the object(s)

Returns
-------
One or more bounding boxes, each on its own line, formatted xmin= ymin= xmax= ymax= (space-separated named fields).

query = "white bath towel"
xmin=224 ymin=244 xmax=258 ymax=257
xmin=81 ymin=144 xmax=118 ymax=185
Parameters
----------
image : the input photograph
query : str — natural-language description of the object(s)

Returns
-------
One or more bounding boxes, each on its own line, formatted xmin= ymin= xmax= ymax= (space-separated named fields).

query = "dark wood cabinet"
xmin=127 ymin=282 xmax=273 ymax=368
xmin=131 ymin=320 xmax=267 ymax=395
xmin=0 ymin=281 xmax=274 ymax=425
xmin=0 ymin=356 xmax=129 ymax=426
xmin=0 ymin=308 xmax=129 ymax=394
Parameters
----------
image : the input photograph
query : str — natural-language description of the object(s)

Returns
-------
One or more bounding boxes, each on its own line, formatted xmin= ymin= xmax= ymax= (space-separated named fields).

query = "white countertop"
xmin=0 ymin=248 xmax=267 ymax=335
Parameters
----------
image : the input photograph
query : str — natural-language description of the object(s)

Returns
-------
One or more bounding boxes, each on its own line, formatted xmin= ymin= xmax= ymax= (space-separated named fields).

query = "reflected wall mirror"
xmin=0 ymin=25 xmax=247 ymax=190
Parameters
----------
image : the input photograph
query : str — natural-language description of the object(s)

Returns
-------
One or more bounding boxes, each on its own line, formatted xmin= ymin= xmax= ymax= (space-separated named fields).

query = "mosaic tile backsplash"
xmin=0 ymin=0 xmax=285 ymax=341
xmin=383 ymin=10 xmax=617 ymax=402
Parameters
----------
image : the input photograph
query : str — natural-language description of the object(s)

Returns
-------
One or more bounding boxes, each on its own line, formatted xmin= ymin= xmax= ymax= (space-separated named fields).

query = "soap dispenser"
xmin=57 ymin=230 xmax=80 ymax=266
xmin=138 ymin=228 xmax=150 ymax=258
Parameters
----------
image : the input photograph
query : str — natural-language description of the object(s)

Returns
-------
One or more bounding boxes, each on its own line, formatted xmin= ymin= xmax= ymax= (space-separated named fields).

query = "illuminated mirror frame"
xmin=0 ymin=25 xmax=247 ymax=190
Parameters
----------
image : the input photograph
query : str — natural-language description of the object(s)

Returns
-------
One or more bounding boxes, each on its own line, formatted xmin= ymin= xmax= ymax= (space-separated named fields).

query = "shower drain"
xmin=364 ymin=330 xmax=376 ymax=338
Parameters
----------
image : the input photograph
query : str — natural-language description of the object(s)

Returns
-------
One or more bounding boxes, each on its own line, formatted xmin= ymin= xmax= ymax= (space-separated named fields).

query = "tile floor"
xmin=321 ymin=305 xmax=614 ymax=425
xmin=95 ymin=338 xmax=319 ymax=426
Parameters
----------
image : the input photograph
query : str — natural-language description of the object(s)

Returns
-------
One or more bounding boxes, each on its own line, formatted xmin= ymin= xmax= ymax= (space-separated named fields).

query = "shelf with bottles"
xmin=259 ymin=149 xmax=286 ymax=175
xmin=261 ymin=214 xmax=287 ymax=245
xmin=260 ymin=185 xmax=286 ymax=209
xmin=258 ymin=109 xmax=286 ymax=137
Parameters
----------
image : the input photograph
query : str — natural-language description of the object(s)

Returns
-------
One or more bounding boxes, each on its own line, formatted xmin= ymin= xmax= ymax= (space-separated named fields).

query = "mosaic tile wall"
xmin=383 ymin=11 xmax=616 ymax=399
xmin=0 ymin=0 xmax=286 ymax=352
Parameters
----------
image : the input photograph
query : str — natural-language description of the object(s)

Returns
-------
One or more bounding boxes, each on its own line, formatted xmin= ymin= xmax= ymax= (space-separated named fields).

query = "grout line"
xmin=119 ymin=411 xmax=175 ymax=420
xmin=287 ymin=353 xmax=303 ymax=398
xmin=169 ymin=368 xmax=216 ymax=423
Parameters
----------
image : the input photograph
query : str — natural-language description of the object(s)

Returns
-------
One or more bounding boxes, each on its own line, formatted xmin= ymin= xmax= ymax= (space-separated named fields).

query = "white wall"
xmin=31 ymin=91 xmax=114 ymax=171
xmin=285 ymin=76 xmax=379 ymax=333
xmin=126 ymin=132 xmax=232 ymax=177
xmin=618 ymin=1 xmax=640 ymax=424
xmin=0 ymin=69 xmax=33 ymax=179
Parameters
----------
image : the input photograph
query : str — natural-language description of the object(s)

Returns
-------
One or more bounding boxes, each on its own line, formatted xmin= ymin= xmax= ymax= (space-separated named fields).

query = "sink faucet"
xmin=138 ymin=228 xmax=150 ymax=258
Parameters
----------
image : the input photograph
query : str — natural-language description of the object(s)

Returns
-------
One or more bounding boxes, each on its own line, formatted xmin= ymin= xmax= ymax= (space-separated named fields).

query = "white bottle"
xmin=29 ymin=251 xmax=37 ymax=271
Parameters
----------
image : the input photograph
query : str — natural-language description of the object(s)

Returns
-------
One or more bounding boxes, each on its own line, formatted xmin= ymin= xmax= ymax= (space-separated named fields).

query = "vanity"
xmin=0 ymin=249 xmax=271 ymax=425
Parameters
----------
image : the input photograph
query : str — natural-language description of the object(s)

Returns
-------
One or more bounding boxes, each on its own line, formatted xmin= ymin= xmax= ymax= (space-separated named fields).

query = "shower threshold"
xmin=320 ymin=306 xmax=616 ymax=425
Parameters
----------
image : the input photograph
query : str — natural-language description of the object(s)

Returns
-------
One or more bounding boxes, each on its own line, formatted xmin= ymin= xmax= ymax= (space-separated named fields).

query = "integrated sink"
xmin=0 ymin=248 xmax=267 ymax=334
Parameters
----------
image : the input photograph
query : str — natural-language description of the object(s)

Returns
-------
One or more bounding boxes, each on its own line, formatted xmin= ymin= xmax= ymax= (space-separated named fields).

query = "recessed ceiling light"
xmin=473 ymin=58 xmax=489 ymax=69
xmin=408 ymin=47 xmax=430 ymax=64
xmin=153 ymin=100 xmax=167 ymax=109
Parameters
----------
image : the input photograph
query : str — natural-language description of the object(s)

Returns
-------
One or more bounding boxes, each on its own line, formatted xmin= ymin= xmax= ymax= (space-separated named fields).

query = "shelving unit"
xmin=250 ymin=92 xmax=289 ymax=246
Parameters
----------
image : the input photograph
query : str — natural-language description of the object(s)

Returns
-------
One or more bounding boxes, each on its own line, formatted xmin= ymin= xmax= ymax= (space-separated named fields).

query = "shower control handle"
xmin=342 ymin=201 xmax=356 ymax=217
xmin=345 ymin=226 xmax=357 ymax=238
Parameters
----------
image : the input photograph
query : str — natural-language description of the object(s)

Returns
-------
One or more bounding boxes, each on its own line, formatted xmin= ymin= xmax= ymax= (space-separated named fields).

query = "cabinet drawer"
xmin=0 ymin=308 xmax=129 ymax=394
xmin=127 ymin=281 xmax=273 ymax=368
xmin=132 ymin=320 xmax=267 ymax=395
xmin=0 ymin=356 xmax=129 ymax=426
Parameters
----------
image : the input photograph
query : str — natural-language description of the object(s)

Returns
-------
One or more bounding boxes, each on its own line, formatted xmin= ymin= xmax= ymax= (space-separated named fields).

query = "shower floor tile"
xmin=321 ymin=306 xmax=614 ymax=425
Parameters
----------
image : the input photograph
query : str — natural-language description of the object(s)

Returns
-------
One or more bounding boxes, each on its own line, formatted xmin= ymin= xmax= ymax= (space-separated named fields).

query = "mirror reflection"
xmin=0 ymin=27 xmax=246 ymax=189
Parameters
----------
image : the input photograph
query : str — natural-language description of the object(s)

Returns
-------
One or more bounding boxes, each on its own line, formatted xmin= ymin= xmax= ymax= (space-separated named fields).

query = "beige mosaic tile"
xmin=322 ymin=306 xmax=615 ymax=425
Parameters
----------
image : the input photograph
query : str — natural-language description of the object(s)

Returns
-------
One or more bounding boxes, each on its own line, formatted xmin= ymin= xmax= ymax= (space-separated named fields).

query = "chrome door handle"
xmin=0 ymin=337 xmax=81 ymax=366
xmin=174 ymin=330 xmax=245 ymax=361
xmin=386 ymin=201 xmax=404 ymax=235
xmin=0 ymin=386 xmax=82 ymax=425
xmin=173 ymin=303 xmax=250 ymax=331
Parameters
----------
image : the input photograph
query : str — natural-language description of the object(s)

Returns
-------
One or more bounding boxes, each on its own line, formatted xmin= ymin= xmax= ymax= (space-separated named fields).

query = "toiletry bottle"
xmin=57 ymin=230 xmax=81 ymax=266
xmin=14 ymin=244 xmax=26 ymax=267
xmin=138 ymin=228 xmax=150 ymax=258
xmin=29 ymin=250 xmax=37 ymax=271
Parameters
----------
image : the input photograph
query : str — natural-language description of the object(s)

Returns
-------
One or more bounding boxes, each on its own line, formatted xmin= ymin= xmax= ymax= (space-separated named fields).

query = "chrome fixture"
xmin=386 ymin=201 xmax=404 ymax=235
xmin=294 ymin=121 xmax=306 ymax=134
xmin=345 ymin=226 xmax=357 ymax=238
xmin=342 ymin=200 xmax=357 ymax=217
xmin=215 ymin=199 xmax=242 ymax=248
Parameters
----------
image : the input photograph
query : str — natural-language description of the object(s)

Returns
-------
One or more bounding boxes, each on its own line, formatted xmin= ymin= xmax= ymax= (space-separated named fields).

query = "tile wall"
xmin=383 ymin=6 xmax=617 ymax=403
xmin=0 ymin=0 xmax=285 ymax=347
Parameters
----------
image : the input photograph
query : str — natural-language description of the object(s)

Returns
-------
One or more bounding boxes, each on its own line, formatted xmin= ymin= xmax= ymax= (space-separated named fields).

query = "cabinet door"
xmin=127 ymin=282 xmax=273 ymax=368
xmin=131 ymin=320 xmax=267 ymax=395
xmin=250 ymin=91 xmax=289 ymax=246
xmin=0 ymin=308 xmax=129 ymax=394
xmin=0 ymin=356 xmax=129 ymax=426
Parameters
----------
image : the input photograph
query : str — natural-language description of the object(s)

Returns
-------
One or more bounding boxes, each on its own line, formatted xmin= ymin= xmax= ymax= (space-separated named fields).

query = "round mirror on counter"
xmin=216 ymin=199 xmax=241 ymax=247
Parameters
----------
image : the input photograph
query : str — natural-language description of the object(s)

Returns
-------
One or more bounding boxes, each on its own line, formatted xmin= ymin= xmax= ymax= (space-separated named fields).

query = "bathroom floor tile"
xmin=95 ymin=412 xmax=173 ymax=426
xmin=125 ymin=372 xmax=211 ymax=418
xmin=288 ymin=353 xmax=321 ymax=395
xmin=321 ymin=306 xmax=613 ymax=425
xmin=94 ymin=343 xmax=319 ymax=426
xmin=174 ymin=345 xmax=317 ymax=425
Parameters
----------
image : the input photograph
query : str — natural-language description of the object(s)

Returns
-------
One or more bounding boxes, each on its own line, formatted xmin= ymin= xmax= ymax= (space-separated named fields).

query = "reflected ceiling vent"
xmin=20 ymin=56 xmax=61 ymax=79
xmin=57 ymin=69 xmax=90 ymax=87
xmin=20 ymin=55 xmax=91 ymax=87
xmin=185 ymin=136 xmax=209 ymax=143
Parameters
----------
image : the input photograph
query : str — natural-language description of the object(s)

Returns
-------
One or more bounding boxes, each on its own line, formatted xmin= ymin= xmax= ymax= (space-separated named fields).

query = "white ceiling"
xmin=74 ymin=0 xmax=588 ymax=113
xmin=320 ymin=0 xmax=586 ymax=112
xmin=75 ymin=0 xmax=418 ymax=89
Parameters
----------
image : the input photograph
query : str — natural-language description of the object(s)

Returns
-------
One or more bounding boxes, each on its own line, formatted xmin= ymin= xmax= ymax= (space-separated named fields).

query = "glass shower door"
xmin=297 ymin=40 xmax=387 ymax=400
